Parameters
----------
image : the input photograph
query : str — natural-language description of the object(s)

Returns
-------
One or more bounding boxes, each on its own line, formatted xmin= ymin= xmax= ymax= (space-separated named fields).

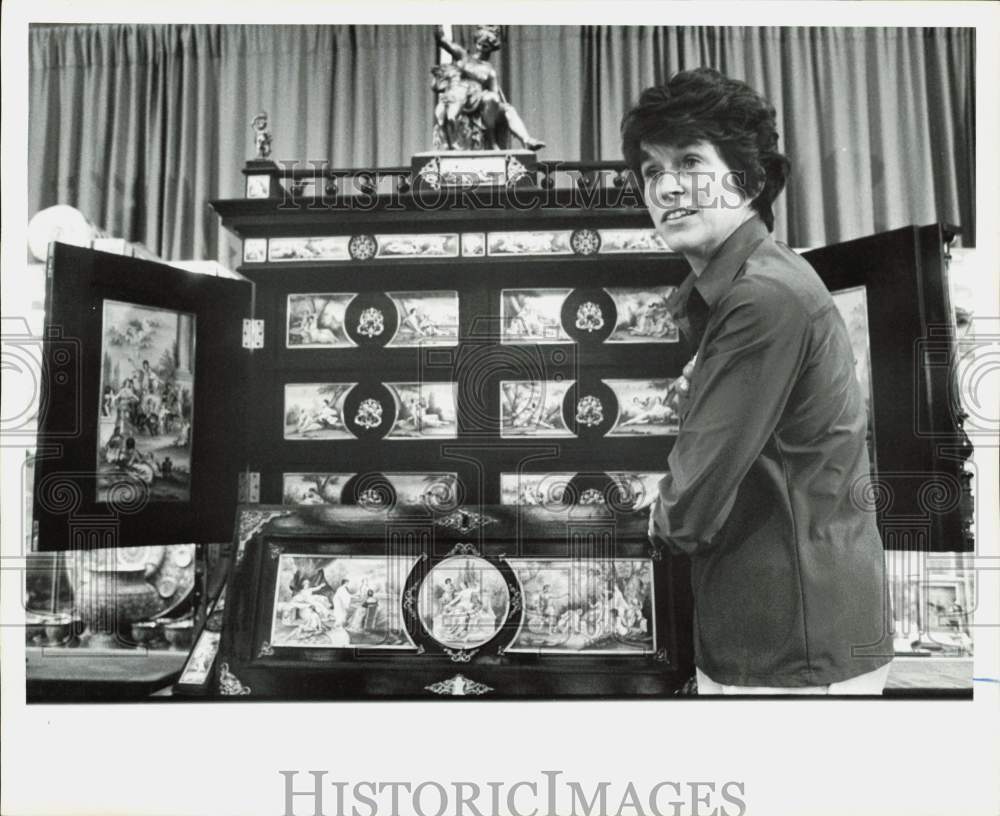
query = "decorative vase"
xmin=70 ymin=545 xmax=196 ymax=648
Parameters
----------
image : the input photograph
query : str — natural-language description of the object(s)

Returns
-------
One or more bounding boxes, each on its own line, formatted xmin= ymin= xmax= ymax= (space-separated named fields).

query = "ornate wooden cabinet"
xmin=34 ymin=161 xmax=971 ymax=699
xmin=207 ymin=169 xmax=700 ymax=697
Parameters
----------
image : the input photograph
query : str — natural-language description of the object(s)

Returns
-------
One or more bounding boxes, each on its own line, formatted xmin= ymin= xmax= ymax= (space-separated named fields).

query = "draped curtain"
xmin=28 ymin=24 xmax=975 ymax=264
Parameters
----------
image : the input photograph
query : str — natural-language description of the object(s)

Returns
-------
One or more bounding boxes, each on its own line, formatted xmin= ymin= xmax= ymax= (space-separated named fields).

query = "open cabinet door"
xmin=33 ymin=243 xmax=253 ymax=551
xmin=802 ymin=223 xmax=973 ymax=552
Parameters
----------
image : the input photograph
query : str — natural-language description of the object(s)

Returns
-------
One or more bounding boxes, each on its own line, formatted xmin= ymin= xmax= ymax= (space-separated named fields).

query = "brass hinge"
xmin=242 ymin=318 xmax=264 ymax=349
xmin=238 ymin=471 xmax=261 ymax=503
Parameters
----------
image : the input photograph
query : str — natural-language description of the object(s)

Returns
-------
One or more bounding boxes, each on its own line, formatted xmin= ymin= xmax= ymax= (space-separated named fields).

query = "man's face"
xmin=639 ymin=140 xmax=755 ymax=273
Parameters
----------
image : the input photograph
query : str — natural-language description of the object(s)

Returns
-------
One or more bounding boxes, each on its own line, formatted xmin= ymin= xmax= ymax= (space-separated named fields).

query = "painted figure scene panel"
xmin=387 ymin=291 xmax=460 ymax=347
xmin=606 ymin=287 xmax=679 ymax=343
xmin=500 ymin=380 xmax=573 ymax=437
xmin=97 ymin=300 xmax=195 ymax=502
xmin=606 ymin=379 xmax=679 ymax=436
xmin=284 ymin=383 xmax=354 ymax=440
xmin=417 ymin=557 xmax=510 ymax=649
xmin=385 ymin=383 xmax=458 ymax=438
xmin=287 ymin=294 xmax=354 ymax=348
xmin=282 ymin=472 xmax=460 ymax=511
xmin=271 ymin=554 xmax=417 ymax=649
xmin=500 ymin=472 xmax=665 ymax=510
xmin=507 ymin=559 xmax=655 ymax=654
xmin=501 ymin=289 xmax=571 ymax=343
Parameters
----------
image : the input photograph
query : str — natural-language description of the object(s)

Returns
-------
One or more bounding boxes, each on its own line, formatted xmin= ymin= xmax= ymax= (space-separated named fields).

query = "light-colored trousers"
xmin=696 ymin=661 xmax=892 ymax=695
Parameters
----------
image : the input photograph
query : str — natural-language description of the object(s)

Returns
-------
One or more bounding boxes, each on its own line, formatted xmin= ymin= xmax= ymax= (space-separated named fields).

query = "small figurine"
xmin=431 ymin=25 xmax=545 ymax=152
xmin=250 ymin=111 xmax=272 ymax=160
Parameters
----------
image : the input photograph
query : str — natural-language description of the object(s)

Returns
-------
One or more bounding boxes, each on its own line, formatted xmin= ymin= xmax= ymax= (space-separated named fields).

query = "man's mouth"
xmin=663 ymin=208 xmax=697 ymax=223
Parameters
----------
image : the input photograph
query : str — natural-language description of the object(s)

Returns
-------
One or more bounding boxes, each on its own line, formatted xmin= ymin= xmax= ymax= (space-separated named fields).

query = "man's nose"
xmin=654 ymin=170 xmax=685 ymax=201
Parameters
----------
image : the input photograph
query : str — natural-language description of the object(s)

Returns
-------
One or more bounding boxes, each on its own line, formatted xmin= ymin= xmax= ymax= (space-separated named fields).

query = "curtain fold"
xmin=28 ymin=24 xmax=975 ymax=262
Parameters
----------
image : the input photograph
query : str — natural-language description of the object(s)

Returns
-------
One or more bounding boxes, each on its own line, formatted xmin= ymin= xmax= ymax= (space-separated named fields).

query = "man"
xmin=622 ymin=68 xmax=893 ymax=694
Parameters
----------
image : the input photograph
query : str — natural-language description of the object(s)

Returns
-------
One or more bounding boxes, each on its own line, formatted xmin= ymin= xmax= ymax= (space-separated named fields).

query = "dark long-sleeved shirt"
xmin=651 ymin=216 xmax=893 ymax=687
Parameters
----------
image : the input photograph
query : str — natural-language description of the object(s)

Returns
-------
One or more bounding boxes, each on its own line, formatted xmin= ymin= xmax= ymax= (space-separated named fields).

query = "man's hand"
xmin=647 ymin=497 xmax=663 ymax=544
xmin=668 ymin=353 xmax=697 ymax=416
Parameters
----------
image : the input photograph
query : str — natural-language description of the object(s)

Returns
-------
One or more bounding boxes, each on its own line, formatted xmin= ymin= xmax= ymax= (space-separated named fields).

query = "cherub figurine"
xmin=432 ymin=25 xmax=545 ymax=152
xmin=250 ymin=111 xmax=272 ymax=159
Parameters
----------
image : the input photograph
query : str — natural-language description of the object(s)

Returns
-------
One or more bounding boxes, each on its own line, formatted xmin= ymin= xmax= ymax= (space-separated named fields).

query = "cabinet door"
xmin=803 ymin=224 xmax=971 ymax=552
xmin=33 ymin=243 xmax=253 ymax=550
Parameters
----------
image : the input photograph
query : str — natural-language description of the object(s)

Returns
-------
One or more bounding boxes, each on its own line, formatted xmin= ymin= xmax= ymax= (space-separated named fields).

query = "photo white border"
xmin=2 ymin=3 xmax=997 ymax=816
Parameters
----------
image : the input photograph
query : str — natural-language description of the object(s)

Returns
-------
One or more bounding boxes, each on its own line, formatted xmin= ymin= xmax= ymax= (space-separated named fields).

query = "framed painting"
xmin=924 ymin=579 xmax=973 ymax=654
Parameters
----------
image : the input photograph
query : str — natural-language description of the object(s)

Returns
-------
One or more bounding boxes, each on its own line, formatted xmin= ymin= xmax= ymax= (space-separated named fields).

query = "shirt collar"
xmin=691 ymin=214 xmax=770 ymax=310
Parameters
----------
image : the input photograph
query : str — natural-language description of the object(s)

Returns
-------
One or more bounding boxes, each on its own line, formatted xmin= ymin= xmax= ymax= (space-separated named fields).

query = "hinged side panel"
xmin=803 ymin=224 xmax=971 ymax=552
xmin=34 ymin=243 xmax=254 ymax=550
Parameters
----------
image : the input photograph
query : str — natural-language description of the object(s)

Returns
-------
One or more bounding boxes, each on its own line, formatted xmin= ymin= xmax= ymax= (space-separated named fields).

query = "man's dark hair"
xmin=621 ymin=68 xmax=790 ymax=231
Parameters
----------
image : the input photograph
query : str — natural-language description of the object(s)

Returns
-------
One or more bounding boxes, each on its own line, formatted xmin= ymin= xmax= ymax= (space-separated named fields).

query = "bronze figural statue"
xmin=432 ymin=25 xmax=545 ymax=152
xmin=251 ymin=111 xmax=272 ymax=160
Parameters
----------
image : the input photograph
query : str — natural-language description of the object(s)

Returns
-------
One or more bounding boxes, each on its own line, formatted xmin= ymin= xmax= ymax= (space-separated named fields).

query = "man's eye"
xmin=682 ymin=156 xmax=700 ymax=169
